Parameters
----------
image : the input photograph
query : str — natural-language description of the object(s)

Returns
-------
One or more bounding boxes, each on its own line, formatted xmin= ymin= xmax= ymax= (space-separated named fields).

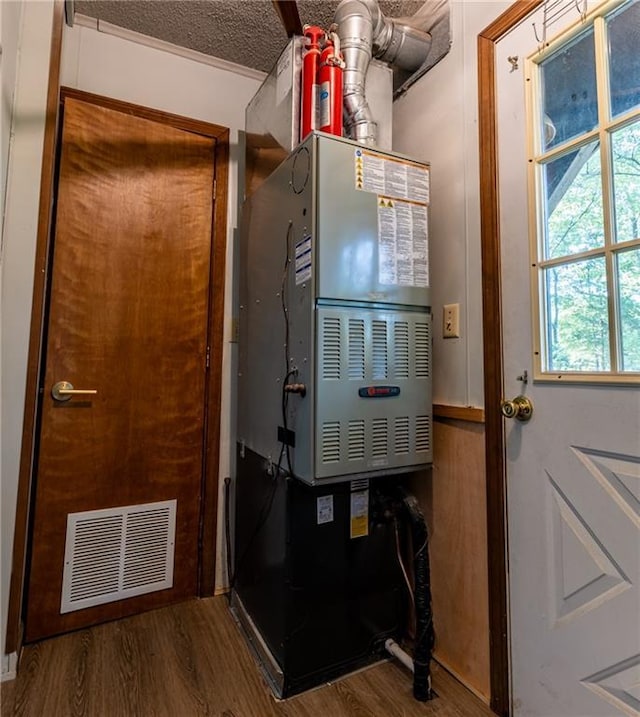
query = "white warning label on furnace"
xmin=378 ymin=198 xmax=429 ymax=287
xmin=350 ymin=490 xmax=369 ymax=539
xmin=317 ymin=495 xmax=334 ymax=525
xmin=355 ymin=149 xmax=429 ymax=204
xmin=295 ymin=235 xmax=312 ymax=285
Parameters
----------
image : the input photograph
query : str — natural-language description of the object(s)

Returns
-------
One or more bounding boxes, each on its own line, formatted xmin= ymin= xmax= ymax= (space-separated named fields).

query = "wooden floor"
xmin=1 ymin=597 xmax=493 ymax=717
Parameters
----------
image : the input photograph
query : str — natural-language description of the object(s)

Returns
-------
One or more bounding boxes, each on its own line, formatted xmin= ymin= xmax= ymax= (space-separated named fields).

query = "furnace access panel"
xmin=238 ymin=133 xmax=432 ymax=485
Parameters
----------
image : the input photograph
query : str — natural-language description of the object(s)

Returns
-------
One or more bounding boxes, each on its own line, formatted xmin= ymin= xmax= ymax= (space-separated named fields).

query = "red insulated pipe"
xmin=318 ymin=34 xmax=344 ymax=137
xmin=300 ymin=25 xmax=324 ymax=141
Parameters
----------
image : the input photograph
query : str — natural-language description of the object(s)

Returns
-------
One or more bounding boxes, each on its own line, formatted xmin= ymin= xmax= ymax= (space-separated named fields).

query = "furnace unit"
xmin=238 ymin=132 xmax=432 ymax=483
xmin=234 ymin=131 xmax=432 ymax=697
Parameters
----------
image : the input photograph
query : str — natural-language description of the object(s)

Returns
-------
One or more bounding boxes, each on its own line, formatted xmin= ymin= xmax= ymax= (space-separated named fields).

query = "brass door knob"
xmin=51 ymin=381 xmax=97 ymax=402
xmin=500 ymin=395 xmax=533 ymax=422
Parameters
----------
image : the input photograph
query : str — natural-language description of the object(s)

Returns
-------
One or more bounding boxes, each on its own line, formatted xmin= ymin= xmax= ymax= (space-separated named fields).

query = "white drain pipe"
xmin=385 ymin=638 xmax=414 ymax=673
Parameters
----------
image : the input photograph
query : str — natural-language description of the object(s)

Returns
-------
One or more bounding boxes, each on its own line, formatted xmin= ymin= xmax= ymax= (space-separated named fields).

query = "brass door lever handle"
xmin=51 ymin=381 xmax=97 ymax=402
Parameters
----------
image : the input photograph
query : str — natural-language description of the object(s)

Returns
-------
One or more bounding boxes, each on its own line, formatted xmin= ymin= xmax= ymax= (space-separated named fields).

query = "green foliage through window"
xmin=529 ymin=0 xmax=640 ymax=379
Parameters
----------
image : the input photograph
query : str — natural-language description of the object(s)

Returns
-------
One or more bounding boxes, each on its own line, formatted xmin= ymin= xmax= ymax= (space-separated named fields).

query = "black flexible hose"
xmin=401 ymin=490 xmax=434 ymax=702
xmin=224 ymin=476 xmax=233 ymax=604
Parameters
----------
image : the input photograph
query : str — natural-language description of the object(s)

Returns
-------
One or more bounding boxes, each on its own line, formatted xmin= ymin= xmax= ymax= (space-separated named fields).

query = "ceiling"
xmin=73 ymin=1 xmax=431 ymax=76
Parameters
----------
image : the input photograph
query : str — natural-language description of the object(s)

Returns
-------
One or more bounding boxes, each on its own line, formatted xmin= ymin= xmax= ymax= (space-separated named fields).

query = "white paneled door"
xmin=496 ymin=3 xmax=640 ymax=716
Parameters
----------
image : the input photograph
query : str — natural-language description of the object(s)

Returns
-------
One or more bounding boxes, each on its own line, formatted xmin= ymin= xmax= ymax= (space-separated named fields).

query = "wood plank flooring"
xmin=1 ymin=597 xmax=494 ymax=717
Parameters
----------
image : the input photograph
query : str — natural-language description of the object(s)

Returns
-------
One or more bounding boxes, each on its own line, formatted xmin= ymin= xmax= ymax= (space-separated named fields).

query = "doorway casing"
xmin=478 ymin=1 xmax=544 ymax=715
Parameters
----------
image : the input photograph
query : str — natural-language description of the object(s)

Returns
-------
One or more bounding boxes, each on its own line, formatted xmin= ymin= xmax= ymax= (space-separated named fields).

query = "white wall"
xmin=393 ymin=1 xmax=511 ymax=409
xmin=1 ymin=0 xmax=24 ymax=218
xmin=0 ymin=0 xmax=26 ymax=681
xmin=1 ymin=0 xmax=54 ymax=678
xmin=59 ymin=23 xmax=262 ymax=593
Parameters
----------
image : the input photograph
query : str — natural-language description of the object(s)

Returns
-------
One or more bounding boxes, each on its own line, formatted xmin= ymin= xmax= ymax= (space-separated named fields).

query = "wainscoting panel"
xmin=410 ymin=416 xmax=490 ymax=702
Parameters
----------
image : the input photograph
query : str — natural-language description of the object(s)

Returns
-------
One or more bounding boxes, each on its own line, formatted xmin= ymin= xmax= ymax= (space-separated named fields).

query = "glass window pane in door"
xmin=617 ymin=248 xmax=640 ymax=371
xmin=544 ymin=257 xmax=610 ymax=371
xmin=611 ymin=120 xmax=640 ymax=244
xmin=542 ymin=142 xmax=604 ymax=259
xmin=540 ymin=29 xmax=598 ymax=150
xmin=607 ymin=0 xmax=640 ymax=118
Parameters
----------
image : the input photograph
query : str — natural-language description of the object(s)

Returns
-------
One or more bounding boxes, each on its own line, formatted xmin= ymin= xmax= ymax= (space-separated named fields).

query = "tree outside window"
xmin=528 ymin=0 xmax=640 ymax=381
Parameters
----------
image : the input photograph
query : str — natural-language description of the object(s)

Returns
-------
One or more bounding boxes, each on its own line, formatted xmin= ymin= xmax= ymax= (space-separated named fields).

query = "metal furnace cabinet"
xmin=234 ymin=453 xmax=410 ymax=698
xmin=238 ymin=133 xmax=432 ymax=485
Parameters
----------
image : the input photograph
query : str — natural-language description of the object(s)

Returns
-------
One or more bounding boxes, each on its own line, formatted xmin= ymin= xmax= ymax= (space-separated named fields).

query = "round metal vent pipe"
xmin=335 ymin=0 xmax=378 ymax=145
xmin=335 ymin=0 xmax=432 ymax=145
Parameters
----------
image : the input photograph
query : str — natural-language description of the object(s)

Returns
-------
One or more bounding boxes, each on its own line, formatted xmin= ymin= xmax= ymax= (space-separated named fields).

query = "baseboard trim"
xmin=1 ymin=653 xmax=18 ymax=682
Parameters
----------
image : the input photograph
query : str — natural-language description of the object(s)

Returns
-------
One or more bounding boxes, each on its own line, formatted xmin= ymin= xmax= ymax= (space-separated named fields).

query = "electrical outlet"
xmin=443 ymin=303 xmax=460 ymax=339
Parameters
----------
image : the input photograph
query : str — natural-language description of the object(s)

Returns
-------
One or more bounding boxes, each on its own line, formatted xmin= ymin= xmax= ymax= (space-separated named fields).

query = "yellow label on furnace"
xmin=350 ymin=490 xmax=369 ymax=539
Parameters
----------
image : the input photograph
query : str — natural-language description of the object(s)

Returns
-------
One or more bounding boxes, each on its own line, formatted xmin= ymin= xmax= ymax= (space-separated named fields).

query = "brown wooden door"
xmin=25 ymin=96 xmax=216 ymax=641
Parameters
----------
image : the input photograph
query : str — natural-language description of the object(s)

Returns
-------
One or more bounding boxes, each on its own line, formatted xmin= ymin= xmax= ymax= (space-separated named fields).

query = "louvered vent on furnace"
xmin=322 ymin=316 xmax=341 ymax=380
xmin=372 ymin=320 xmax=388 ymax=379
xmin=372 ymin=417 xmax=389 ymax=458
xmin=394 ymin=321 xmax=410 ymax=379
xmin=416 ymin=415 xmax=431 ymax=453
xmin=395 ymin=416 xmax=410 ymax=455
xmin=348 ymin=318 xmax=365 ymax=379
xmin=415 ymin=322 xmax=431 ymax=378
xmin=348 ymin=419 xmax=366 ymax=460
xmin=322 ymin=421 xmax=341 ymax=463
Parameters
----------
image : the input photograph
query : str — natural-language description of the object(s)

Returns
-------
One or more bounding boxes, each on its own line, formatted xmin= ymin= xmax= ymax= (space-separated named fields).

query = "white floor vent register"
xmin=60 ymin=499 xmax=176 ymax=613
